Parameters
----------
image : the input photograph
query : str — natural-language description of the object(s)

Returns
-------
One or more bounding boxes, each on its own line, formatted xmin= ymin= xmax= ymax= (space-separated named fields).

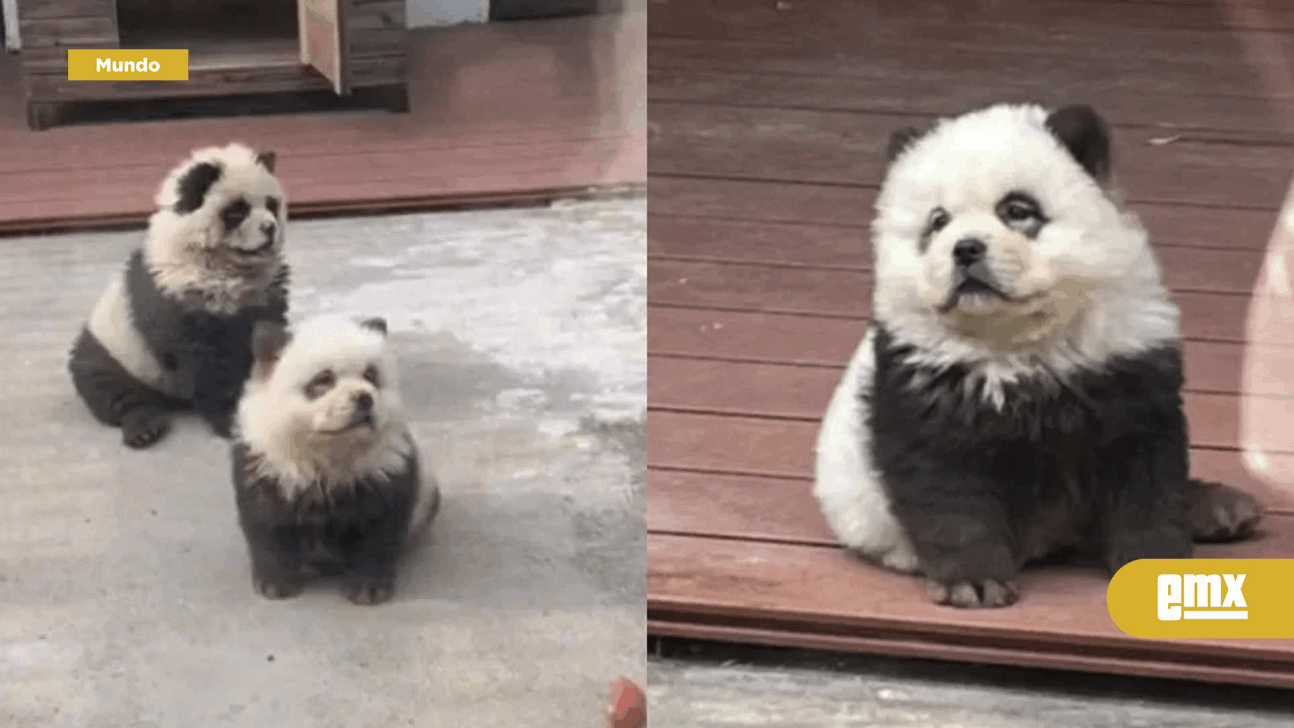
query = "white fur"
xmin=85 ymin=275 xmax=186 ymax=399
xmin=814 ymin=328 xmax=920 ymax=572
xmin=815 ymin=103 xmax=1181 ymax=572
xmin=236 ymin=315 xmax=417 ymax=503
xmin=144 ymin=142 xmax=288 ymax=315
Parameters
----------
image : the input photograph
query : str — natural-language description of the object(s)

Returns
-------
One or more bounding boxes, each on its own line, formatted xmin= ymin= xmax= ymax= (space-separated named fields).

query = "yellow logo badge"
xmin=67 ymin=49 xmax=189 ymax=81
xmin=1107 ymin=559 xmax=1294 ymax=638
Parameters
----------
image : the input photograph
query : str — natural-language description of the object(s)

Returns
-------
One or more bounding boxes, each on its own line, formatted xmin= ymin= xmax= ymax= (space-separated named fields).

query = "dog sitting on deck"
xmin=813 ymin=102 xmax=1264 ymax=609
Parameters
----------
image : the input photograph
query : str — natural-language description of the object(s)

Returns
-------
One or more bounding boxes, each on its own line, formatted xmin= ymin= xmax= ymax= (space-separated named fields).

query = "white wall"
xmin=407 ymin=0 xmax=488 ymax=27
xmin=2 ymin=0 xmax=20 ymax=51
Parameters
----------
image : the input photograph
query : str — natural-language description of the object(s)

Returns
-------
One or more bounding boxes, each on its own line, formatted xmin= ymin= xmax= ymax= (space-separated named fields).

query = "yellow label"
xmin=1107 ymin=559 xmax=1294 ymax=639
xmin=67 ymin=49 xmax=189 ymax=81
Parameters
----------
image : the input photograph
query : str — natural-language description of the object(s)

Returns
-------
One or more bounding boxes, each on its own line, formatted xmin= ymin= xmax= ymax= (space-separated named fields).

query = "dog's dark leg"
xmin=68 ymin=328 xmax=180 ymax=449
xmin=1101 ymin=438 xmax=1195 ymax=573
xmin=887 ymin=473 xmax=1022 ymax=609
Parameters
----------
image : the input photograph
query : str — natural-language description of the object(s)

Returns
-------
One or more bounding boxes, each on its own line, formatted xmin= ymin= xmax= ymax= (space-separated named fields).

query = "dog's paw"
xmin=343 ymin=578 xmax=395 ymax=606
xmin=255 ymin=576 xmax=305 ymax=600
xmin=121 ymin=410 xmax=171 ymax=449
xmin=1189 ymin=479 xmax=1264 ymax=543
xmin=924 ymin=577 xmax=1020 ymax=608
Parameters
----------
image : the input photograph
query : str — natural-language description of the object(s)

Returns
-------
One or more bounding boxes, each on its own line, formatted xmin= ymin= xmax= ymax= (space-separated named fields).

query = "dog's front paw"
xmin=924 ymin=577 xmax=1020 ymax=608
xmin=1189 ymin=479 xmax=1264 ymax=543
xmin=121 ymin=409 xmax=171 ymax=449
xmin=343 ymin=577 xmax=395 ymax=606
xmin=255 ymin=575 xmax=305 ymax=600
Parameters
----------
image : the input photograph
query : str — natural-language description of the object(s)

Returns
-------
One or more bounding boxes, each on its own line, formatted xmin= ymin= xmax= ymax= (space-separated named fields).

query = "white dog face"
xmin=147 ymin=142 xmax=287 ymax=281
xmin=871 ymin=104 xmax=1166 ymax=349
xmin=238 ymin=315 xmax=405 ymax=474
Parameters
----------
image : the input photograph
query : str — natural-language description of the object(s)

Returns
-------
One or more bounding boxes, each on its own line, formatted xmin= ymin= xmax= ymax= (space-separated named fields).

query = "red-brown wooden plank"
xmin=647 ymin=529 xmax=1294 ymax=689
xmin=647 ymin=68 xmax=1294 ymax=138
xmin=646 ymin=31 xmax=1294 ymax=115
xmin=648 ymin=103 xmax=1294 ymax=210
xmin=648 ymin=178 xmax=1285 ymax=247
xmin=650 ymin=0 xmax=1294 ymax=39
xmin=646 ymin=410 xmax=1294 ymax=512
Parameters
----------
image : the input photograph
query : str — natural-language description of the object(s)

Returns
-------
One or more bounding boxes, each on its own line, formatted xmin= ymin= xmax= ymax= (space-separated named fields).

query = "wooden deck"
xmin=0 ymin=8 xmax=645 ymax=235
xmin=647 ymin=0 xmax=1294 ymax=688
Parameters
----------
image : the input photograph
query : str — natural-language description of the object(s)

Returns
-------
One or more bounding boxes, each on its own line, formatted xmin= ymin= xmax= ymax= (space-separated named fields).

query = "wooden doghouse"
xmin=17 ymin=0 xmax=411 ymax=130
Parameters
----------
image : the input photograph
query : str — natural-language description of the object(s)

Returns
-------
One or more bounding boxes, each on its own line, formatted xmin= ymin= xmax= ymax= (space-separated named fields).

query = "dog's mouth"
xmin=318 ymin=411 xmax=375 ymax=436
xmin=938 ymin=274 xmax=1011 ymax=313
xmin=231 ymin=238 xmax=276 ymax=259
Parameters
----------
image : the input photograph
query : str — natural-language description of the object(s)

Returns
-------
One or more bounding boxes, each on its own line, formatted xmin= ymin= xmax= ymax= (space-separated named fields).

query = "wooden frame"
xmin=17 ymin=0 xmax=410 ymax=130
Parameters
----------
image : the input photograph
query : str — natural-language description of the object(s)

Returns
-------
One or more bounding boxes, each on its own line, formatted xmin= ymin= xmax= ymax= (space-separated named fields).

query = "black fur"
xmin=866 ymin=325 xmax=1196 ymax=594
xmin=1044 ymin=104 xmax=1111 ymax=182
xmin=231 ymin=439 xmax=423 ymax=605
xmin=173 ymin=161 xmax=222 ymax=214
xmin=68 ymin=250 xmax=290 ymax=447
xmin=887 ymin=127 xmax=925 ymax=163
xmin=255 ymin=151 xmax=277 ymax=174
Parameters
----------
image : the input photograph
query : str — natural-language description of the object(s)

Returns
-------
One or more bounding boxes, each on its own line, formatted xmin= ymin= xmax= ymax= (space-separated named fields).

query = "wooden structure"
xmin=647 ymin=0 xmax=1294 ymax=688
xmin=16 ymin=0 xmax=410 ymax=130
xmin=0 ymin=10 xmax=646 ymax=233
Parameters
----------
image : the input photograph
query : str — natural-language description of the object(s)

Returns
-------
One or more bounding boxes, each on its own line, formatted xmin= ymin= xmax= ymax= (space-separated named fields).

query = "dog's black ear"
xmin=255 ymin=151 xmax=277 ymax=174
xmin=173 ymin=161 xmax=222 ymax=214
xmin=251 ymin=321 xmax=291 ymax=376
xmin=1044 ymin=105 xmax=1111 ymax=182
xmin=887 ymin=127 xmax=926 ymax=163
xmin=359 ymin=317 xmax=388 ymax=337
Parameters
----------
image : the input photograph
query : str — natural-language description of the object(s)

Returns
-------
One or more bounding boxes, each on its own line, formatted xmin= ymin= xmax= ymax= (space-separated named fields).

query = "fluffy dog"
xmin=231 ymin=315 xmax=440 ymax=605
xmin=814 ymin=103 xmax=1263 ymax=608
xmin=68 ymin=142 xmax=290 ymax=448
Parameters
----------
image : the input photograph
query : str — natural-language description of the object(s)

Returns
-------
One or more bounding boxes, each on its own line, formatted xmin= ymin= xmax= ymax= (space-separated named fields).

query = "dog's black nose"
xmin=952 ymin=238 xmax=986 ymax=268
xmin=261 ymin=221 xmax=277 ymax=238
xmin=355 ymin=393 xmax=373 ymax=412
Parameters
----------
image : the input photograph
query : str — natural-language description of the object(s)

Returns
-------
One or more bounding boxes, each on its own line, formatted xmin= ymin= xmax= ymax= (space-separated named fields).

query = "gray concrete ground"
xmin=648 ymin=641 xmax=1294 ymax=727
xmin=0 ymin=196 xmax=646 ymax=728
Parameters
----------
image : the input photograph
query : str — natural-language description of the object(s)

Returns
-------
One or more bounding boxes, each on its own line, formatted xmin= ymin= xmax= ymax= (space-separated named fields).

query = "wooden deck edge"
xmin=646 ymin=614 xmax=1294 ymax=690
xmin=0 ymin=182 xmax=647 ymax=238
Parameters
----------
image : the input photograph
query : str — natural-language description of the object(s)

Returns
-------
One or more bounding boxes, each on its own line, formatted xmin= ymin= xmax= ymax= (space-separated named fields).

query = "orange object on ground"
xmin=609 ymin=676 xmax=646 ymax=728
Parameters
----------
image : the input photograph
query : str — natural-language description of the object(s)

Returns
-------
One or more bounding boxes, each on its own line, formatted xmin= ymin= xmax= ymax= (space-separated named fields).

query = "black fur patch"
xmin=256 ymin=151 xmax=277 ymax=174
xmin=173 ymin=161 xmax=223 ymax=214
xmin=866 ymin=325 xmax=1194 ymax=582
xmin=124 ymin=250 xmax=290 ymax=437
xmin=1044 ymin=104 xmax=1112 ymax=182
xmin=231 ymin=440 xmax=421 ymax=604
xmin=886 ymin=126 xmax=925 ymax=163
xmin=219 ymin=199 xmax=251 ymax=232
xmin=360 ymin=317 xmax=388 ymax=336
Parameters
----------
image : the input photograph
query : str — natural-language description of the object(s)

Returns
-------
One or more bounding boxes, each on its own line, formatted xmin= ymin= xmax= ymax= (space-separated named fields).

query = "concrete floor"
xmin=0 ymin=196 xmax=646 ymax=728
xmin=648 ymin=641 xmax=1294 ymax=728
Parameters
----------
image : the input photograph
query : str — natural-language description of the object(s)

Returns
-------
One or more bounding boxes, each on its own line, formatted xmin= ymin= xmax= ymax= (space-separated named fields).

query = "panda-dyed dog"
xmin=231 ymin=315 xmax=440 ymax=606
xmin=813 ymin=103 xmax=1265 ymax=609
xmin=68 ymin=142 xmax=290 ymax=449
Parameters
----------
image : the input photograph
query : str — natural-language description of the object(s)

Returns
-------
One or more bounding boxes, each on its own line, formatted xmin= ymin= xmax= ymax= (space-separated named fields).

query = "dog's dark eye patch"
xmin=919 ymin=207 xmax=952 ymax=253
xmin=363 ymin=364 xmax=381 ymax=388
xmin=304 ymin=370 xmax=336 ymax=400
xmin=266 ymin=197 xmax=281 ymax=216
xmin=220 ymin=199 xmax=251 ymax=232
xmin=996 ymin=192 xmax=1047 ymax=237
